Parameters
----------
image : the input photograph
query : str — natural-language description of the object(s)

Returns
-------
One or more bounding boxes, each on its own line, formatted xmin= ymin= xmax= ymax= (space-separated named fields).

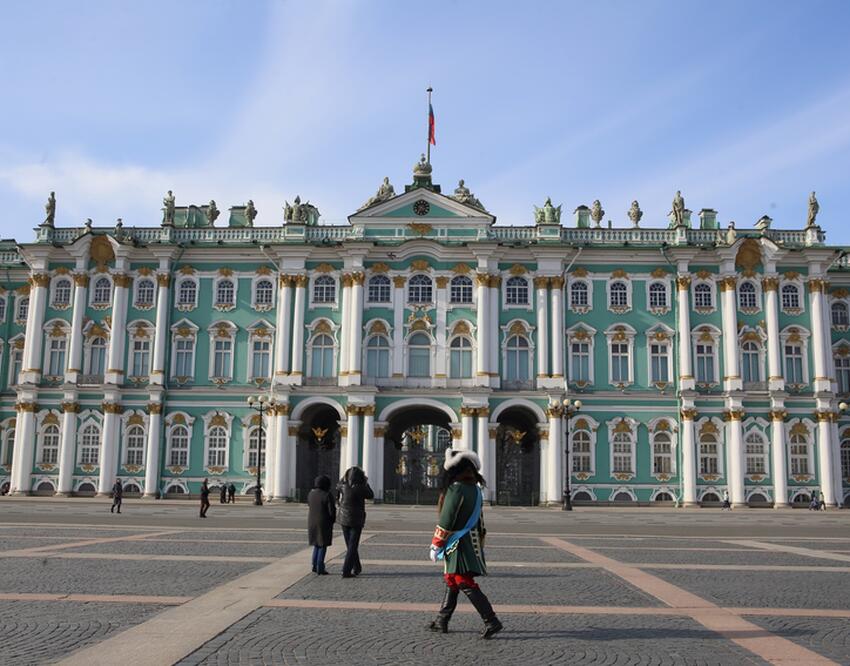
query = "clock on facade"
xmin=413 ymin=199 xmax=430 ymax=216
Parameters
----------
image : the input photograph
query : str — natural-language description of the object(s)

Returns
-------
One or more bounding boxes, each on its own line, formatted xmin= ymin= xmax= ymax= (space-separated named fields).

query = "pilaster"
xmin=56 ymin=394 xmax=80 ymax=495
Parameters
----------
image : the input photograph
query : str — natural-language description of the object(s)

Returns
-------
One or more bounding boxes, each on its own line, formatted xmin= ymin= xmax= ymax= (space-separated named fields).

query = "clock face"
xmin=413 ymin=199 xmax=430 ymax=216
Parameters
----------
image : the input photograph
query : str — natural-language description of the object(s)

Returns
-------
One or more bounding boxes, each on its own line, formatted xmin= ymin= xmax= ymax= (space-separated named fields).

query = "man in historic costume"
xmin=427 ymin=448 xmax=503 ymax=639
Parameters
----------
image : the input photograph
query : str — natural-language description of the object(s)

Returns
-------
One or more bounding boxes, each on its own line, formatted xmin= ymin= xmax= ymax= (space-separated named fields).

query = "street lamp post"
xmin=561 ymin=398 xmax=582 ymax=511
xmin=247 ymin=395 xmax=271 ymax=506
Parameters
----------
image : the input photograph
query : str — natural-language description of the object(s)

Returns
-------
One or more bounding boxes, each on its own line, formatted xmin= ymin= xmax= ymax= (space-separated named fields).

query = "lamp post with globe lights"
xmin=561 ymin=398 xmax=582 ymax=511
xmin=247 ymin=394 xmax=272 ymax=506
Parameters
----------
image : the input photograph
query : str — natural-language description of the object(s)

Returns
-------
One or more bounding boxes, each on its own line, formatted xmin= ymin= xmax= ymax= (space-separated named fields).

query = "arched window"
xmin=254 ymin=279 xmax=273 ymax=307
xmin=841 ymin=436 xmax=850 ymax=479
xmin=247 ymin=427 xmax=265 ymax=468
xmin=79 ymin=424 xmax=100 ymax=465
xmin=781 ymin=284 xmax=800 ymax=310
xmin=789 ymin=432 xmax=810 ymax=475
xmin=126 ymin=425 xmax=145 ymax=466
xmin=570 ymin=281 xmax=588 ymax=308
xmin=648 ymin=282 xmax=667 ymax=309
xmin=699 ymin=433 xmax=718 ymax=475
xmin=52 ymin=279 xmax=72 ymax=307
xmin=652 ymin=432 xmax=672 ymax=474
xmin=784 ymin=342 xmax=804 ymax=384
xmin=313 ymin=275 xmax=336 ymax=303
xmin=367 ymin=275 xmax=391 ymax=303
xmin=505 ymin=277 xmax=529 ymax=305
xmin=92 ymin=277 xmax=112 ymax=305
xmin=450 ymin=276 xmax=473 ymax=304
xmin=572 ymin=430 xmax=591 ymax=473
xmin=835 ymin=352 xmax=850 ymax=394
xmin=504 ymin=335 xmax=530 ymax=381
xmin=168 ymin=425 xmax=190 ymax=467
xmin=135 ymin=278 xmax=155 ymax=307
xmin=407 ymin=332 xmax=431 ymax=377
xmin=745 ymin=431 xmax=766 ymax=475
xmin=16 ymin=296 xmax=29 ymax=322
xmin=449 ymin=337 xmax=472 ymax=378
xmin=177 ymin=279 xmax=197 ymax=307
xmin=207 ymin=425 xmax=228 ymax=467
xmin=39 ymin=424 xmax=60 ymax=464
xmin=365 ymin=335 xmax=390 ymax=378
xmin=741 ymin=341 xmax=761 ymax=383
xmin=738 ymin=282 xmax=757 ymax=310
xmin=832 ymin=302 xmax=849 ymax=327
xmin=694 ymin=283 xmax=713 ymax=309
xmin=215 ymin=279 xmax=235 ymax=306
xmin=408 ymin=275 xmax=433 ymax=304
xmin=609 ymin=281 xmax=628 ymax=308
xmin=612 ymin=432 xmax=633 ymax=474
xmin=0 ymin=295 xmax=6 ymax=321
xmin=309 ymin=334 xmax=335 ymax=377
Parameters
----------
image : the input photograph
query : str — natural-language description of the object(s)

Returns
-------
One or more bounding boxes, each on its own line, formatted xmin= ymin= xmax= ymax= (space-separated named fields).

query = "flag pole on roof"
xmin=426 ymin=86 xmax=435 ymax=164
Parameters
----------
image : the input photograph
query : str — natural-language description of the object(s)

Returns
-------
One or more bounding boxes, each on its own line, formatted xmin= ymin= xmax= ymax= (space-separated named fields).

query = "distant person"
xmin=337 ymin=466 xmax=374 ymax=578
xmin=220 ymin=484 xmax=228 ymax=504
xmin=200 ymin=479 xmax=211 ymax=518
xmin=110 ymin=479 xmax=123 ymax=514
xmin=820 ymin=491 xmax=827 ymax=511
xmin=307 ymin=475 xmax=335 ymax=575
xmin=228 ymin=482 xmax=236 ymax=504
xmin=721 ymin=490 xmax=731 ymax=511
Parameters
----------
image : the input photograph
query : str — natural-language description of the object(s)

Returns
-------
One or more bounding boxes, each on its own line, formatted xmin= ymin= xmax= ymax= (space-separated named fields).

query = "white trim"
xmin=76 ymin=413 xmax=103 ymax=467
xmin=407 ymin=273 xmax=435 ymax=307
xmin=175 ymin=276 xmax=199 ymax=311
xmin=779 ymin=325 xmax=810 ymax=387
xmin=7 ymin=335 xmax=23 ymax=387
xmin=604 ymin=323 xmax=636 ymax=387
xmin=35 ymin=411 xmax=61 ymax=465
xmin=49 ymin=275 xmax=73 ymax=310
xmin=305 ymin=318 xmax=339 ymax=379
xmin=607 ymin=416 xmax=638 ymax=479
xmin=246 ymin=319 xmax=275 ymax=382
xmin=742 ymin=419 xmax=770 ymax=477
xmin=169 ymin=319 xmax=199 ymax=381
xmin=567 ymin=323 xmax=596 ymax=387
xmin=212 ymin=275 xmax=238 ymax=312
xmin=309 ymin=274 xmax=338 ymax=309
xmin=779 ymin=276 xmax=805 ymax=315
xmin=568 ymin=277 xmax=592 ymax=313
xmin=14 ymin=293 xmax=29 ymax=325
xmin=645 ymin=278 xmax=671 ymax=315
xmin=785 ymin=417 xmax=816 ymax=478
xmin=404 ymin=328 xmax=435 ymax=381
xmin=691 ymin=325 xmax=722 ymax=386
xmin=648 ymin=417 xmax=678 ymax=476
xmin=126 ymin=319 xmax=154 ymax=380
xmin=376 ymin=398 xmax=459 ymax=425
xmin=570 ymin=414 xmax=599 ymax=477
xmin=738 ymin=326 xmax=767 ymax=385
xmin=202 ymin=411 xmax=233 ymax=471
xmin=695 ymin=416 xmax=726 ymax=479
xmin=606 ymin=278 xmax=632 ymax=314
xmin=120 ymin=410 xmax=149 ymax=467
xmin=251 ymin=275 xmax=276 ymax=312
xmin=291 ymin=397 xmax=346 ymax=422
xmin=89 ymin=274 xmax=113 ymax=309
xmin=645 ymin=324 xmax=675 ymax=387
xmin=240 ymin=412 xmax=270 ymax=471
xmin=736 ymin=278 xmax=762 ymax=314
xmin=691 ymin=276 xmax=716 ymax=313
xmin=500 ymin=319 xmax=535 ymax=385
xmin=41 ymin=319 xmax=70 ymax=379
xmin=132 ymin=276 xmax=157 ymax=311
xmin=502 ymin=275 xmax=531 ymax=310
xmin=164 ymin=412 xmax=195 ymax=469
xmin=207 ymin=321 xmax=237 ymax=383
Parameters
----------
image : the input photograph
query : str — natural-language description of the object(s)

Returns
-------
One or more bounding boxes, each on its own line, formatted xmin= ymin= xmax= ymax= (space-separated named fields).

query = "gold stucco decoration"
xmin=89 ymin=236 xmax=115 ymax=269
xmin=370 ymin=262 xmax=389 ymax=274
xmin=210 ymin=414 xmax=227 ymax=427
xmin=410 ymin=259 xmax=430 ymax=272
xmin=408 ymin=223 xmax=432 ymax=236
xmin=734 ymin=238 xmax=762 ymax=273
xmin=314 ymin=263 xmax=335 ymax=273
xmin=508 ymin=321 xmax=526 ymax=336
xmin=369 ymin=321 xmax=388 ymax=335
xmin=314 ymin=320 xmax=332 ymax=334
xmin=650 ymin=267 xmax=667 ymax=279
xmin=128 ymin=414 xmax=144 ymax=426
xmin=452 ymin=263 xmax=471 ymax=275
xmin=452 ymin=321 xmax=471 ymax=336
xmin=508 ymin=264 xmax=528 ymax=276
xmin=613 ymin=420 xmax=632 ymax=433
xmin=611 ymin=269 xmax=628 ymax=279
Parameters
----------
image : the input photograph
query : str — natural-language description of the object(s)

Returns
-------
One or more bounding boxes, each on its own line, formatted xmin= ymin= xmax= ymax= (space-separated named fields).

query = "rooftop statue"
xmin=284 ymin=195 xmax=320 ymax=225
xmin=755 ymin=215 xmax=772 ymax=233
xmin=245 ymin=200 xmax=257 ymax=226
xmin=671 ymin=190 xmax=685 ymax=227
xmin=359 ymin=177 xmax=396 ymax=210
xmin=206 ymin=200 xmax=220 ymax=226
xmin=534 ymin=197 xmax=561 ymax=225
xmin=806 ymin=191 xmax=819 ymax=228
xmin=413 ymin=153 xmax=432 ymax=177
xmin=590 ymin=200 xmax=605 ymax=228
xmin=43 ymin=191 xmax=56 ymax=227
xmin=162 ymin=190 xmax=176 ymax=226
xmin=450 ymin=179 xmax=485 ymax=210
xmin=725 ymin=220 xmax=737 ymax=246
xmin=627 ymin=200 xmax=643 ymax=228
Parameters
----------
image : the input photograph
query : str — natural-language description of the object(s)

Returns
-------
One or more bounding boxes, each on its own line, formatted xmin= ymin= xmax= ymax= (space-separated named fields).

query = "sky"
xmin=1 ymin=0 xmax=850 ymax=241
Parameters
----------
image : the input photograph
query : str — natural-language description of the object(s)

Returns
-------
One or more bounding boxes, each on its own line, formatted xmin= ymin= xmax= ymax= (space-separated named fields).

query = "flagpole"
xmin=426 ymin=86 xmax=433 ymax=164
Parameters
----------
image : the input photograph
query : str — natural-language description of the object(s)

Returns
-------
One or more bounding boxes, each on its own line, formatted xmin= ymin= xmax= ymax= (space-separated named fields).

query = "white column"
xmin=56 ymin=397 xmax=79 ymax=495
xmin=831 ymin=417 xmax=844 ymax=509
xmin=546 ymin=407 xmax=563 ymax=505
xmin=150 ymin=274 xmax=171 ymax=386
xmin=105 ymin=274 xmax=131 ymax=385
xmin=274 ymin=275 xmax=292 ymax=379
xmin=20 ymin=273 xmax=49 ymax=385
xmin=339 ymin=274 xmax=352 ymax=382
xmin=264 ymin=413 xmax=277 ymax=501
xmin=344 ymin=407 xmax=360 ymax=472
xmin=273 ymin=406 xmax=289 ymax=499
xmin=817 ymin=409 xmax=837 ymax=507
xmin=348 ymin=273 xmax=364 ymax=384
xmin=681 ymin=408 xmax=698 ymax=506
xmin=763 ymin=277 xmax=783 ymax=391
xmin=373 ymin=426 xmax=385 ymax=501
xmin=677 ymin=276 xmax=694 ymax=390
xmin=809 ymin=278 xmax=830 ymax=392
xmin=286 ymin=422 xmax=298 ymax=500
xmin=475 ymin=273 xmax=490 ymax=386
xmin=550 ymin=277 xmax=565 ymax=381
xmin=538 ymin=424 xmax=548 ymax=505
xmin=770 ymin=407 xmax=789 ymax=507
xmin=392 ymin=276 xmax=405 ymax=379
xmin=489 ymin=278 xmax=499 ymax=386
xmin=720 ymin=277 xmax=741 ymax=391
xmin=535 ymin=277 xmax=549 ymax=383
xmin=460 ymin=408 xmax=475 ymax=451
xmin=486 ymin=424 xmax=497 ymax=502
xmin=143 ymin=401 xmax=162 ymax=497
xmin=10 ymin=404 xmax=37 ymax=494
xmin=726 ymin=409 xmax=745 ymax=507
xmin=476 ymin=410 xmax=490 ymax=501
xmin=97 ymin=399 xmax=121 ymax=495
xmin=65 ymin=275 xmax=89 ymax=384
xmin=289 ymin=275 xmax=307 ymax=379
xmin=434 ymin=277 xmax=448 ymax=382
xmin=361 ymin=406 xmax=375 ymax=480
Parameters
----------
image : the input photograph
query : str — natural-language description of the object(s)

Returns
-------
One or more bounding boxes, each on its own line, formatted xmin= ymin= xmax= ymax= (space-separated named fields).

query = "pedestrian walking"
xmin=307 ymin=475 xmax=335 ymax=575
xmin=200 ymin=479 xmax=211 ymax=518
xmin=721 ymin=490 xmax=731 ymax=511
xmin=337 ymin=466 xmax=374 ymax=578
xmin=219 ymin=484 xmax=228 ymax=504
xmin=228 ymin=482 xmax=236 ymax=503
xmin=428 ymin=448 xmax=502 ymax=639
xmin=110 ymin=479 xmax=123 ymax=514
xmin=820 ymin=491 xmax=827 ymax=511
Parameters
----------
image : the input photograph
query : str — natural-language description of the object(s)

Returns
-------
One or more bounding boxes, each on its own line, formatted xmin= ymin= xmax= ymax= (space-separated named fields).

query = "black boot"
xmin=461 ymin=586 xmax=503 ymax=639
xmin=428 ymin=586 xmax=459 ymax=633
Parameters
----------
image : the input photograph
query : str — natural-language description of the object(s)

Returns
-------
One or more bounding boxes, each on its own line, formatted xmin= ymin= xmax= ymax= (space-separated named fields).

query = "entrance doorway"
xmin=495 ymin=408 xmax=540 ymax=506
xmin=295 ymin=404 xmax=341 ymax=502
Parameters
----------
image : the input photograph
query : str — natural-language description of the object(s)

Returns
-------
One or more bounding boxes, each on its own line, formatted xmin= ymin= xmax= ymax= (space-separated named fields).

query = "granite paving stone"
xmin=358 ymin=544 xmax=582 ymax=563
xmin=61 ymin=540 xmax=304 ymax=558
xmin=599 ymin=548 xmax=849 ymax=567
xmin=568 ymin=537 xmax=761 ymax=550
xmin=746 ymin=615 xmax=850 ymax=665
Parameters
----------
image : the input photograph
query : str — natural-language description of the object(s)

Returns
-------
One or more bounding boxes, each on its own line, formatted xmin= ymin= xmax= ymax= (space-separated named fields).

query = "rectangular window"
xmin=47 ymin=338 xmax=66 ymax=376
xmin=784 ymin=344 xmax=804 ymax=383
xmin=409 ymin=348 xmax=430 ymax=378
xmin=836 ymin=357 xmax=850 ymax=394
xmin=213 ymin=339 xmax=233 ymax=378
xmin=650 ymin=343 xmax=669 ymax=383
xmin=252 ymin=339 xmax=271 ymax=379
xmin=571 ymin=342 xmax=590 ymax=383
xmin=610 ymin=343 xmax=629 ymax=383
xmin=612 ymin=437 xmax=632 ymax=473
xmin=131 ymin=339 xmax=150 ymax=378
xmin=790 ymin=440 xmax=809 ymax=475
xmin=174 ymin=339 xmax=195 ymax=377
xmin=10 ymin=350 xmax=22 ymax=385
xmin=696 ymin=343 xmax=715 ymax=383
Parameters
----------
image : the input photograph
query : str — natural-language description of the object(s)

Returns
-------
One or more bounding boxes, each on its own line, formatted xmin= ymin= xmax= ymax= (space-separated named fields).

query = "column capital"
xmin=488 ymin=426 xmax=499 ymax=438
xmin=73 ymin=273 xmax=90 ymax=288
xmin=549 ymin=276 xmax=565 ymax=289
xmin=374 ymin=426 xmax=386 ymax=438
xmin=113 ymin=274 xmax=133 ymax=289
xmin=488 ymin=275 xmax=502 ymax=288
xmin=146 ymin=402 xmax=163 ymax=415
xmin=762 ymin=276 xmax=780 ymax=291
xmin=723 ymin=409 xmax=745 ymax=421
xmin=273 ymin=403 xmax=290 ymax=416
xmin=680 ymin=407 xmax=698 ymax=421
xmin=676 ymin=275 xmax=691 ymax=290
xmin=350 ymin=272 xmax=365 ymax=286
xmin=435 ymin=276 xmax=449 ymax=289
xmin=459 ymin=406 xmax=478 ymax=417
xmin=718 ymin=276 xmax=737 ymax=292
xmin=15 ymin=401 xmax=38 ymax=413
xmin=102 ymin=401 xmax=123 ymax=414
xmin=533 ymin=276 xmax=549 ymax=289
xmin=60 ymin=401 xmax=80 ymax=413
xmin=156 ymin=273 xmax=171 ymax=288
xmin=546 ymin=405 xmax=565 ymax=418
xmin=808 ymin=277 xmax=828 ymax=293
xmin=476 ymin=407 xmax=490 ymax=417
xmin=293 ymin=274 xmax=308 ymax=287
xmin=28 ymin=273 xmax=50 ymax=288
xmin=814 ymin=410 xmax=833 ymax=422
xmin=768 ymin=409 xmax=787 ymax=421
xmin=475 ymin=273 xmax=490 ymax=287
xmin=341 ymin=273 xmax=354 ymax=287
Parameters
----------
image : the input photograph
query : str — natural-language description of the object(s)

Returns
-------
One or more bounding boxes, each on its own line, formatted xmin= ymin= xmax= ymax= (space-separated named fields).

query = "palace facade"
xmin=2 ymin=159 xmax=849 ymax=507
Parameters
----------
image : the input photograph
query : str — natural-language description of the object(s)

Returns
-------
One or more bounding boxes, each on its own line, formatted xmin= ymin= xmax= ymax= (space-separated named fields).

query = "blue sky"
xmin=1 ymin=1 xmax=850 ymax=240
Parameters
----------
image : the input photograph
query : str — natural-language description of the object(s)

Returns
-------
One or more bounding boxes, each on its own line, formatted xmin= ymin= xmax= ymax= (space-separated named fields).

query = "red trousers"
xmin=443 ymin=573 xmax=478 ymax=589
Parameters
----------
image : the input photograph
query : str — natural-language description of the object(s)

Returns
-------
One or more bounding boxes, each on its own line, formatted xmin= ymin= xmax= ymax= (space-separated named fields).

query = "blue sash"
xmin=437 ymin=487 xmax=483 ymax=561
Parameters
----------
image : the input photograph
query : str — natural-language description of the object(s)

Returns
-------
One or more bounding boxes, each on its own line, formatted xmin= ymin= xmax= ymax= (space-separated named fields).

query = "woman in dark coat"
xmin=336 ymin=466 xmax=374 ymax=578
xmin=307 ymin=475 xmax=335 ymax=575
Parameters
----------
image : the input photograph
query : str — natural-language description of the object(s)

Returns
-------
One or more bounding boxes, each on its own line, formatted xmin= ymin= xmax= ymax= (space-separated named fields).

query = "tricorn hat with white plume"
xmin=443 ymin=447 xmax=481 ymax=471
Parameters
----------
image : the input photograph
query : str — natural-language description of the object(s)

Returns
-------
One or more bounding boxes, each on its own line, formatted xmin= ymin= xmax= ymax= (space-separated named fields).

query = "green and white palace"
xmin=2 ymin=157 xmax=850 ymax=508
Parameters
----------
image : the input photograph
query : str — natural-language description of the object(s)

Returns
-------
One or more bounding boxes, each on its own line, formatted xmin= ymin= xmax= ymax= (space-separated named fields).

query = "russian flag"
xmin=429 ymin=103 xmax=436 ymax=146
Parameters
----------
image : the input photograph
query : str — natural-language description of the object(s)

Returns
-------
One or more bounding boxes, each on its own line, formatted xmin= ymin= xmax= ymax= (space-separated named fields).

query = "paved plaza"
xmin=0 ymin=499 xmax=848 ymax=665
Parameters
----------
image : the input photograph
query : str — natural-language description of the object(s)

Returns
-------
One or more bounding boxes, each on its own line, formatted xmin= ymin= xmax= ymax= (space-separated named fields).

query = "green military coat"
xmin=437 ymin=481 xmax=487 ymax=576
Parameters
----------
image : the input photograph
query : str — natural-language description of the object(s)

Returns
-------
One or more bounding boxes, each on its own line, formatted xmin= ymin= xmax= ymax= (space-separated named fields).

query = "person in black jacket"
xmin=200 ymin=479 xmax=211 ymax=518
xmin=219 ymin=484 xmax=228 ymax=503
xmin=307 ymin=475 xmax=335 ymax=574
xmin=337 ymin=466 xmax=374 ymax=578
xmin=110 ymin=479 xmax=123 ymax=514
xmin=228 ymin=482 xmax=236 ymax=504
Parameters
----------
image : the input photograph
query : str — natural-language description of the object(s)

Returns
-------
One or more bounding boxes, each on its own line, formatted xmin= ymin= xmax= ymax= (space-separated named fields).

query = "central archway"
xmin=294 ymin=403 xmax=342 ymax=501
xmin=494 ymin=405 xmax=541 ymax=506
